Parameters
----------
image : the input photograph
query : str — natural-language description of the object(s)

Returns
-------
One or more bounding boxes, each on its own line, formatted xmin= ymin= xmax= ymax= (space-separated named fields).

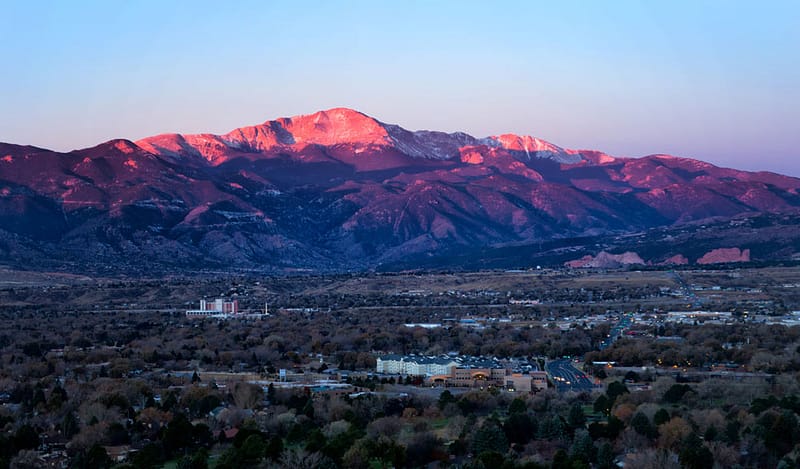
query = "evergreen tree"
xmin=653 ymin=408 xmax=670 ymax=426
xmin=80 ymin=444 xmax=112 ymax=469
xmin=508 ymin=397 xmax=527 ymax=415
xmin=61 ymin=411 xmax=80 ymax=439
xmin=596 ymin=442 xmax=615 ymax=469
xmin=438 ymin=390 xmax=456 ymax=410
xmin=606 ymin=381 xmax=629 ymax=403
xmin=504 ymin=412 xmax=536 ymax=444
xmin=593 ymin=395 xmax=611 ymax=416
xmin=568 ymin=402 xmax=586 ymax=428
xmin=631 ymin=412 xmax=656 ymax=439
xmin=679 ymin=433 xmax=713 ymax=469
xmin=472 ymin=420 xmax=509 ymax=455
xmin=569 ymin=429 xmax=594 ymax=463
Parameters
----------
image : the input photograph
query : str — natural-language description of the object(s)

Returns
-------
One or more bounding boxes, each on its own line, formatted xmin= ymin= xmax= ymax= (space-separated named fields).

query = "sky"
xmin=1 ymin=1 xmax=799 ymax=176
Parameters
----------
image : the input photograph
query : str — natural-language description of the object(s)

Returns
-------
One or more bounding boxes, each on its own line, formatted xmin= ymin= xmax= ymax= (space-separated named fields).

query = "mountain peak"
xmin=270 ymin=107 xmax=390 ymax=146
xmin=135 ymin=108 xmax=595 ymax=165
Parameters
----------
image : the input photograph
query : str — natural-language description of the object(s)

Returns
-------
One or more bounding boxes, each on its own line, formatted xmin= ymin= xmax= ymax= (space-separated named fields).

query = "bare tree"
xmin=231 ymin=382 xmax=263 ymax=409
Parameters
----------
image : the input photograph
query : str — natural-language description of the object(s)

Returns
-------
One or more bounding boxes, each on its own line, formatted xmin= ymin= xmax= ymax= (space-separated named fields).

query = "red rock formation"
xmin=660 ymin=254 xmax=690 ymax=265
xmin=697 ymin=248 xmax=751 ymax=264
xmin=565 ymin=251 xmax=645 ymax=268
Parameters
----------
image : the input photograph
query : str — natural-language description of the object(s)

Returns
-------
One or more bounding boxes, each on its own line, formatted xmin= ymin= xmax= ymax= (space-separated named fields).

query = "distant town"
xmin=1 ymin=266 xmax=799 ymax=467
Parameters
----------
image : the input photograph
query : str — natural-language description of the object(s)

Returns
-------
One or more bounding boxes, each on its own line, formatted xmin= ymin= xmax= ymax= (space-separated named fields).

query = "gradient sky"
xmin=2 ymin=1 xmax=799 ymax=175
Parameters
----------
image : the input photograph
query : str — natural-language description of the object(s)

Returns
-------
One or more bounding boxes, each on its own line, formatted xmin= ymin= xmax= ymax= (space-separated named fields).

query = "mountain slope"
xmin=1 ymin=108 xmax=798 ymax=274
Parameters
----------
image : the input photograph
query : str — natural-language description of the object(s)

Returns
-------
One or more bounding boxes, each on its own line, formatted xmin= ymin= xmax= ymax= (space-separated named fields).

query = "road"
xmin=670 ymin=270 xmax=702 ymax=308
xmin=599 ymin=314 xmax=632 ymax=350
xmin=547 ymin=313 xmax=633 ymax=392
xmin=545 ymin=359 xmax=595 ymax=392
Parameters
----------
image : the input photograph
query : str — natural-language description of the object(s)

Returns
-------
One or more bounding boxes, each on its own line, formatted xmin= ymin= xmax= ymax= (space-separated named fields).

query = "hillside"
xmin=1 ymin=108 xmax=799 ymax=274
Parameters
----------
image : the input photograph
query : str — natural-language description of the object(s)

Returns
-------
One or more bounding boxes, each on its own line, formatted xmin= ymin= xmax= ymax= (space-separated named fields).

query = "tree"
xmin=703 ymin=425 xmax=718 ymax=442
xmin=239 ymin=434 xmax=265 ymax=465
xmin=631 ymin=412 xmax=657 ymax=439
xmin=594 ymin=395 xmax=611 ymax=416
xmin=176 ymin=448 xmax=208 ymax=469
xmin=537 ymin=415 xmax=566 ymax=440
xmin=105 ymin=422 xmax=129 ymax=446
xmin=162 ymin=414 xmax=194 ymax=456
xmin=570 ymin=429 xmax=594 ymax=464
xmin=130 ymin=442 xmax=165 ymax=469
xmin=341 ymin=438 xmax=371 ymax=469
xmin=653 ymin=408 xmax=670 ymax=426
xmin=232 ymin=382 xmax=263 ymax=409
xmin=405 ymin=431 xmax=442 ymax=468
xmin=478 ymin=450 xmax=506 ymax=467
xmin=161 ymin=392 xmax=178 ymax=412
xmin=508 ymin=397 xmax=527 ymax=415
xmin=551 ymin=449 xmax=571 ymax=469
xmin=503 ymin=412 xmax=536 ymax=445
xmin=214 ymin=447 xmax=241 ymax=469
xmin=568 ymin=402 xmax=586 ymax=428
xmin=596 ymin=441 xmax=615 ymax=469
xmin=48 ymin=384 xmax=68 ymax=410
xmin=279 ymin=448 xmax=335 ymax=469
xmin=61 ymin=411 xmax=80 ymax=439
xmin=658 ymin=417 xmax=692 ymax=452
xmin=663 ymin=384 xmax=693 ymax=404
xmin=12 ymin=425 xmax=39 ymax=452
xmin=265 ymin=435 xmax=284 ymax=461
xmin=760 ymin=410 xmax=800 ymax=456
xmin=624 ymin=448 xmax=681 ymax=469
xmin=472 ymin=420 xmax=509 ymax=455
xmin=678 ymin=433 xmax=713 ymax=469
xmin=85 ymin=444 xmax=113 ymax=469
xmin=724 ymin=420 xmax=740 ymax=444
xmin=438 ymin=390 xmax=457 ymax=410
xmin=606 ymin=381 xmax=629 ymax=403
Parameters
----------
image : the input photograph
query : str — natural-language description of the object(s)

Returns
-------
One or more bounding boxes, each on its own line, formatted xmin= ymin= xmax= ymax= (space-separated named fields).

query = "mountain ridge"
xmin=1 ymin=108 xmax=799 ymax=274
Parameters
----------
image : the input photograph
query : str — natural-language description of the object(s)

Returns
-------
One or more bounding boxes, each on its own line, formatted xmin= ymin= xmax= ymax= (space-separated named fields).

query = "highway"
xmin=545 ymin=359 xmax=595 ymax=392
xmin=599 ymin=314 xmax=632 ymax=350
xmin=670 ymin=270 xmax=703 ymax=308
xmin=548 ymin=313 xmax=632 ymax=392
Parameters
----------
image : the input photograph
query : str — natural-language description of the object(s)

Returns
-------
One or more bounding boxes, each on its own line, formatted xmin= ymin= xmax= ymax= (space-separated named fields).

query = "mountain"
xmin=1 ymin=107 xmax=799 ymax=274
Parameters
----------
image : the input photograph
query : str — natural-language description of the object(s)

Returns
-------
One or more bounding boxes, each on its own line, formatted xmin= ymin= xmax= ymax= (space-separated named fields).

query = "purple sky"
xmin=1 ymin=1 xmax=798 ymax=176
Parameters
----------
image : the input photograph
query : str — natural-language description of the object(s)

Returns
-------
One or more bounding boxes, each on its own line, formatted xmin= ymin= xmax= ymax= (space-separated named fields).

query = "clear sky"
xmin=2 ymin=1 xmax=799 ymax=175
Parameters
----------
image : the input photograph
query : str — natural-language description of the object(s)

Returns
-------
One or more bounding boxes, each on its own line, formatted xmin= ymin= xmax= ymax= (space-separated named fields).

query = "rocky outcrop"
xmin=697 ymin=248 xmax=751 ymax=264
xmin=660 ymin=254 xmax=690 ymax=265
xmin=565 ymin=251 xmax=645 ymax=268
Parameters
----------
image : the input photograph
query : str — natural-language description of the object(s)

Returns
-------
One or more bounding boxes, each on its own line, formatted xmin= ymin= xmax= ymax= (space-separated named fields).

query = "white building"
xmin=375 ymin=355 xmax=459 ymax=376
xmin=186 ymin=298 xmax=239 ymax=318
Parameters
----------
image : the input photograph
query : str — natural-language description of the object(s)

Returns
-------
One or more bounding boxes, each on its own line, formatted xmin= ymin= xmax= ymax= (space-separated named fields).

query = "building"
xmin=529 ymin=371 xmax=548 ymax=391
xmin=448 ymin=365 xmax=507 ymax=388
xmin=504 ymin=373 xmax=547 ymax=392
xmin=186 ymin=298 xmax=239 ymax=318
xmin=375 ymin=354 xmax=460 ymax=376
xmin=376 ymin=354 xmax=546 ymax=391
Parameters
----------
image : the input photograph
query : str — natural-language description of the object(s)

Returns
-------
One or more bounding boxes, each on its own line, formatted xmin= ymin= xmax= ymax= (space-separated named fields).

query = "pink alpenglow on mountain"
xmin=697 ymin=248 xmax=751 ymax=265
xmin=0 ymin=107 xmax=799 ymax=273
